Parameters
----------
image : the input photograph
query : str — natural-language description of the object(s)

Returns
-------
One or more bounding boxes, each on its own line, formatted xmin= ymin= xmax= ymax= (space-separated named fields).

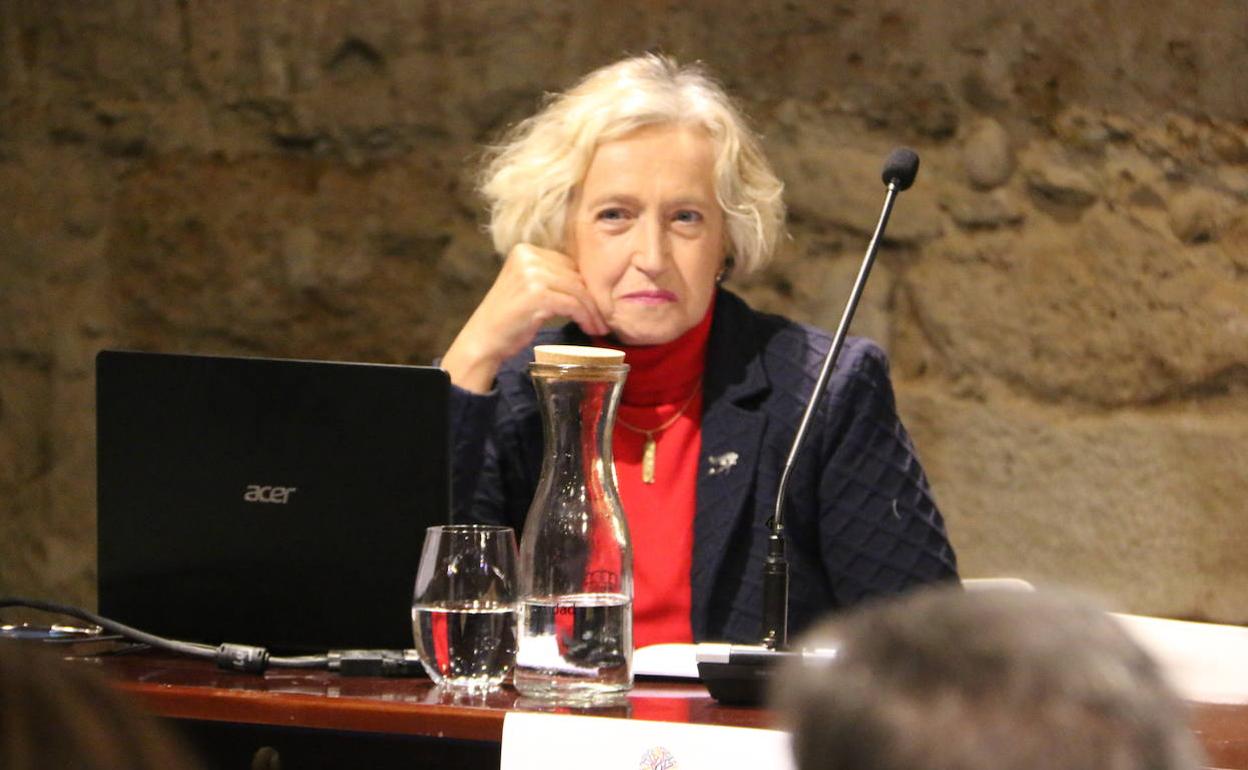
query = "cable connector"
xmin=216 ymin=643 xmax=270 ymax=673
xmin=328 ymin=649 xmax=425 ymax=677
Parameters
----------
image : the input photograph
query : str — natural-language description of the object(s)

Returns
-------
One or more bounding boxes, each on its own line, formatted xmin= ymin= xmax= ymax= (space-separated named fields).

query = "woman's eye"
xmin=674 ymin=210 xmax=703 ymax=224
xmin=596 ymin=208 xmax=628 ymax=221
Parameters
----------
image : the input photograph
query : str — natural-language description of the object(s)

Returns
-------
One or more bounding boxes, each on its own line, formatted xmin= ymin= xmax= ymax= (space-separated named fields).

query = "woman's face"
xmin=566 ymin=123 xmax=726 ymax=346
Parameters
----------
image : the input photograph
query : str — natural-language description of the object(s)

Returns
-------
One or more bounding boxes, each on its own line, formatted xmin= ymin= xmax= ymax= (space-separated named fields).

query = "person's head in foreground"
xmin=775 ymin=587 xmax=1203 ymax=770
xmin=0 ymin=642 xmax=205 ymax=770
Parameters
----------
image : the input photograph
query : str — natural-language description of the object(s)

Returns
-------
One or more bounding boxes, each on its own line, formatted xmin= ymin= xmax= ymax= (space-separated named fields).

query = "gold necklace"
xmin=616 ymin=380 xmax=702 ymax=485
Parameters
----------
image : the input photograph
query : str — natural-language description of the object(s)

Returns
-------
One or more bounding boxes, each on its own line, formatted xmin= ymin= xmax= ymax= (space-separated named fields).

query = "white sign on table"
xmin=501 ymin=711 xmax=794 ymax=770
xmin=1112 ymin=613 xmax=1248 ymax=705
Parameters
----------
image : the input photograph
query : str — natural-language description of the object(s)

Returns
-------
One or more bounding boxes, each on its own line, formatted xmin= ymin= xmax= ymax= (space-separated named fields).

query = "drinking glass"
xmin=411 ymin=524 xmax=519 ymax=690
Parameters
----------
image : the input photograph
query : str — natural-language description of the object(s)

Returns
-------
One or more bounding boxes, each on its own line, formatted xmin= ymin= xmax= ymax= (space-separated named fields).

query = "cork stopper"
xmin=533 ymin=344 xmax=625 ymax=366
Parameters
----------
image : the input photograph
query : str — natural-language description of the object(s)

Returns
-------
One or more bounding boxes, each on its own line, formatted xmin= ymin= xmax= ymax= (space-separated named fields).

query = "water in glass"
xmin=411 ymin=524 xmax=518 ymax=690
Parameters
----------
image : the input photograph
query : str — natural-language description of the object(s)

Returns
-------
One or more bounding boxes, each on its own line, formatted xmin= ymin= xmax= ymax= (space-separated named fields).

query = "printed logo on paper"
xmin=639 ymin=746 xmax=678 ymax=770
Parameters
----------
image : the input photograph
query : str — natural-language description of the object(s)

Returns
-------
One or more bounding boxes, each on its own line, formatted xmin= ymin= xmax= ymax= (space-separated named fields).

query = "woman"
xmin=443 ymin=54 xmax=957 ymax=647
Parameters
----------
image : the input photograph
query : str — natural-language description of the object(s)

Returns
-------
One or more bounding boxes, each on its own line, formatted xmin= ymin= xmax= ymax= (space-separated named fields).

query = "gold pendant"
xmin=641 ymin=436 xmax=657 ymax=484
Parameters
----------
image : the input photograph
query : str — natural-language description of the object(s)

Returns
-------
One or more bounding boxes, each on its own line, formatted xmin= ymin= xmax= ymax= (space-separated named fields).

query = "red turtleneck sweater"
xmin=594 ymin=301 xmax=713 ymax=648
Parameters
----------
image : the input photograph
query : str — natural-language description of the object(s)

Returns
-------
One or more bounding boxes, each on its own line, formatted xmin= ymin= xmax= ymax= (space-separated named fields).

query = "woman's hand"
xmin=441 ymin=244 xmax=610 ymax=393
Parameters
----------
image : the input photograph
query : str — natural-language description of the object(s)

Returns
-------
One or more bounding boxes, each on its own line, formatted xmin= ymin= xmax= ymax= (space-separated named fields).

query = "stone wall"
xmin=2 ymin=1 xmax=1245 ymax=623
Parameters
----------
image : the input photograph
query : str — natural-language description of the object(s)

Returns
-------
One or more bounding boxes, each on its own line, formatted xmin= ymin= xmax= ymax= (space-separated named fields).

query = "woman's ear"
xmin=716 ymin=254 xmax=736 ymax=284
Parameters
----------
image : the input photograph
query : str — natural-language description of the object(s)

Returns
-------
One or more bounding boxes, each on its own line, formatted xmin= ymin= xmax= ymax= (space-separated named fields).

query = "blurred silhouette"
xmin=775 ymin=587 xmax=1203 ymax=770
xmin=0 ymin=642 xmax=206 ymax=770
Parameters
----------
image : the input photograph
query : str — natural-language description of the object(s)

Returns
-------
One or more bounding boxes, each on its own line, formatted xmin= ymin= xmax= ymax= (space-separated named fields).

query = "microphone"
xmin=881 ymin=147 xmax=920 ymax=190
xmin=698 ymin=147 xmax=921 ymax=704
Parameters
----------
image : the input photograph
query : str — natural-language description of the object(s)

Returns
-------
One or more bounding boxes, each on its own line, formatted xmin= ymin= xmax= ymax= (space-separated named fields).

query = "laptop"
xmin=96 ymin=350 xmax=450 ymax=653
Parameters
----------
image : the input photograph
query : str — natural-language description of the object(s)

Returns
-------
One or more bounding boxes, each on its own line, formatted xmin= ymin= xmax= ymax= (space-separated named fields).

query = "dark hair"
xmin=775 ymin=587 xmax=1203 ymax=770
xmin=0 ymin=643 xmax=205 ymax=770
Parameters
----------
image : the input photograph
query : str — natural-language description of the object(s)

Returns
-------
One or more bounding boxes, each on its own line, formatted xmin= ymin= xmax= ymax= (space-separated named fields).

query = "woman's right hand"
xmin=440 ymin=243 xmax=610 ymax=393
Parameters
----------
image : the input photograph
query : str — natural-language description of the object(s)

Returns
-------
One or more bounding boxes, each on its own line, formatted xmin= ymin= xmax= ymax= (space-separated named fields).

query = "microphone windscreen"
xmin=881 ymin=147 xmax=920 ymax=190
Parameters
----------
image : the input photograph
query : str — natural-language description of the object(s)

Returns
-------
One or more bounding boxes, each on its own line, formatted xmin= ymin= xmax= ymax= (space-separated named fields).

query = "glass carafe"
xmin=513 ymin=345 xmax=633 ymax=700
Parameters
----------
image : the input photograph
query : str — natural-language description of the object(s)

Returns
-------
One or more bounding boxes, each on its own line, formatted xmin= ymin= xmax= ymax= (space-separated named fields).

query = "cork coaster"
xmin=533 ymin=344 xmax=625 ymax=366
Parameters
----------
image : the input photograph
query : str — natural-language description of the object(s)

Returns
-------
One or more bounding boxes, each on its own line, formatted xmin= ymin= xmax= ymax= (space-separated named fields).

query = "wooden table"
xmin=91 ymin=653 xmax=1248 ymax=770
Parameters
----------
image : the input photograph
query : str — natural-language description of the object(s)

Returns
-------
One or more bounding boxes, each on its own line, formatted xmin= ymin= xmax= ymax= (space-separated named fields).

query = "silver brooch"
xmin=706 ymin=451 xmax=739 ymax=476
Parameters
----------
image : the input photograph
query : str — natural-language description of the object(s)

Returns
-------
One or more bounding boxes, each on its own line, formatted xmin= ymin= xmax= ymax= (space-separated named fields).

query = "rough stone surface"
xmin=2 ymin=0 xmax=1246 ymax=626
xmin=942 ymin=188 xmax=1026 ymax=230
xmin=962 ymin=118 xmax=1014 ymax=189
xmin=900 ymin=383 xmax=1248 ymax=622
xmin=1168 ymin=186 xmax=1235 ymax=244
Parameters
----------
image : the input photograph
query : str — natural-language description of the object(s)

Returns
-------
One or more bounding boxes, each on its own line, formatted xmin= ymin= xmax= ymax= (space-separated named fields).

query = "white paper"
xmin=1112 ymin=613 xmax=1248 ymax=705
xmin=501 ymin=711 xmax=793 ymax=770
xmin=633 ymin=643 xmax=727 ymax=679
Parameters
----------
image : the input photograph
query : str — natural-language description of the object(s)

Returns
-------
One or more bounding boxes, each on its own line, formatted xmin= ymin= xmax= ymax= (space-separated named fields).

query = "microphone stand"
xmin=699 ymin=149 xmax=919 ymax=704
xmin=761 ymin=167 xmax=910 ymax=649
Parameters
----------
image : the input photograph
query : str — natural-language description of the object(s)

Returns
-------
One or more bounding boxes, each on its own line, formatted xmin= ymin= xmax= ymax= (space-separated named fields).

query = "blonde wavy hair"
xmin=478 ymin=54 xmax=786 ymax=276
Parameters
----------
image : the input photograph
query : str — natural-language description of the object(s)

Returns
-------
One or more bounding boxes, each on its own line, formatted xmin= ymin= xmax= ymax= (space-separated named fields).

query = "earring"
xmin=716 ymin=255 xmax=736 ymax=284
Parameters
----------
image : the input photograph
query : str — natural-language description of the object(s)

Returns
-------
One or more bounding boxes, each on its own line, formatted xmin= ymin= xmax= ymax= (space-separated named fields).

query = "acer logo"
xmin=243 ymin=485 xmax=298 ymax=504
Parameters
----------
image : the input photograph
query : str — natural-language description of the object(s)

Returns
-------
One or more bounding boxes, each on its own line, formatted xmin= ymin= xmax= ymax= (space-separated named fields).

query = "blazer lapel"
xmin=691 ymin=291 xmax=769 ymax=640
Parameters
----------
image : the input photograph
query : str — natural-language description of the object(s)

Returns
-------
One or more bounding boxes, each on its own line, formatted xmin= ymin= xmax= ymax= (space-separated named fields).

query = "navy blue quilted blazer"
xmin=449 ymin=289 xmax=958 ymax=643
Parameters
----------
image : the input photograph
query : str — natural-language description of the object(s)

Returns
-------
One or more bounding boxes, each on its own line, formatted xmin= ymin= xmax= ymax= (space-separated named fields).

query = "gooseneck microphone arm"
xmin=760 ymin=148 xmax=921 ymax=650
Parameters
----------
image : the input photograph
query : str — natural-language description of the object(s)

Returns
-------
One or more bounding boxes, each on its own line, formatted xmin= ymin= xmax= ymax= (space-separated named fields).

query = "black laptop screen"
xmin=96 ymin=350 xmax=450 ymax=652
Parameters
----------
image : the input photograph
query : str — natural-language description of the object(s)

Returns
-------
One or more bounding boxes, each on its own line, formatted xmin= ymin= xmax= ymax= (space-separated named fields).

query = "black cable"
xmin=0 ymin=598 xmax=420 ymax=676
xmin=1 ymin=597 xmax=218 ymax=657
